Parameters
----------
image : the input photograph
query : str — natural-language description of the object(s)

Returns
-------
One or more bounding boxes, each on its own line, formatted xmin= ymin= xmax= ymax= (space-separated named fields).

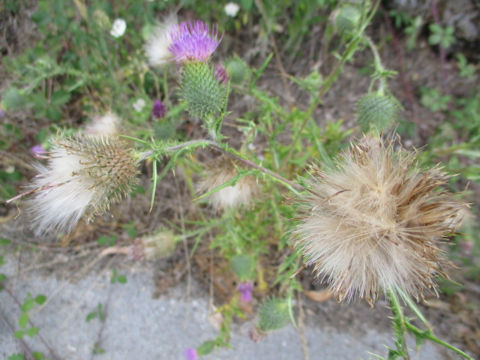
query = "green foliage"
xmin=86 ymin=303 xmax=105 ymax=322
xmin=456 ymin=54 xmax=476 ymax=79
xmin=13 ymin=293 xmax=46 ymax=340
xmin=111 ymin=269 xmax=127 ymax=284
xmin=420 ymin=87 xmax=451 ymax=112
xmin=230 ymin=254 xmax=255 ymax=281
xmin=404 ymin=16 xmax=423 ymax=51
xmin=428 ymin=24 xmax=456 ymax=49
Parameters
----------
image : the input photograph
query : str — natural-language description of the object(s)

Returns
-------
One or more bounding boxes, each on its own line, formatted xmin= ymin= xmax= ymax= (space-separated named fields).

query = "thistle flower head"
xmin=30 ymin=144 xmax=47 ymax=158
xmin=27 ymin=136 xmax=138 ymax=235
xmin=237 ymin=282 xmax=254 ymax=302
xmin=152 ymin=99 xmax=166 ymax=119
xmin=168 ymin=20 xmax=221 ymax=63
xmin=144 ymin=15 xmax=177 ymax=68
xmin=295 ymin=136 xmax=466 ymax=305
xmin=197 ymin=157 xmax=258 ymax=209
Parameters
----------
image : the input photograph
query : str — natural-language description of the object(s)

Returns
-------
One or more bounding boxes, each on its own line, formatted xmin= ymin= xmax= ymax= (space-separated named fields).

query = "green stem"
xmin=396 ymin=288 xmax=432 ymax=330
xmin=404 ymin=321 xmax=473 ymax=360
xmin=364 ymin=35 xmax=387 ymax=94
xmin=388 ymin=290 xmax=410 ymax=359
xmin=139 ymin=139 xmax=305 ymax=195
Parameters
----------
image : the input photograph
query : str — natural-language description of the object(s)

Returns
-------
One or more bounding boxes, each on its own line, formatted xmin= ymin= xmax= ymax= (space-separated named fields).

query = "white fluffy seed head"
xmin=144 ymin=14 xmax=177 ymax=68
xmin=295 ymin=136 xmax=467 ymax=305
xmin=27 ymin=136 xmax=138 ymax=235
xmin=197 ymin=157 xmax=258 ymax=210
xmin=84 ymin=112 xmax=120 ymax=136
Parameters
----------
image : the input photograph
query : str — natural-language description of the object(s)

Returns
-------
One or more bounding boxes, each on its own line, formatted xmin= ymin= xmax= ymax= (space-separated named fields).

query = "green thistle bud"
xmin=180 ymin=62 xmax=226 ymax=120
xmin=356 ymin=93 xmax=400 ymax=132
xmin=334 ymin=4 xmax=361 ymax=36
xmin=225 ymin=56 xmax=250 ymax=84
xmin=231 ymin=254 xmax=255 ymax=281
xmin=258 ymin=297 xmax=291 ymax=332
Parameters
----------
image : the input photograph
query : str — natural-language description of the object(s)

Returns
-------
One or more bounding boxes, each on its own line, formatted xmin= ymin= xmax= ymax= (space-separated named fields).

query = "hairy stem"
xmin=388 ymin=290 xmax=410 ymax=359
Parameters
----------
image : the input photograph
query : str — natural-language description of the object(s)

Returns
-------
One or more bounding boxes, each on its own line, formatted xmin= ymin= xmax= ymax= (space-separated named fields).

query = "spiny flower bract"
xmin=295 ymin=136 xmax=466 ymax=305
xmin=180 ymin=62 xmax=227 ymax=119
xmin=168 ymin=20 xmax=221 ymax=63
xmin=28 ymin=136 xmax=138 ymax=235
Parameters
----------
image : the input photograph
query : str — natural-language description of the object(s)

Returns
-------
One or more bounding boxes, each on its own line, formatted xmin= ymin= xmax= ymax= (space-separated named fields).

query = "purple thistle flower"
xmin=30 ymin=144 xmax=47 ymax=158
xmin=152 ymin=99 xmax=166 ymax=119
xmin=168 ymin=21 xmax=221 ymax=62
xmin=215 ymin=64 xmax=229 ymax=84
xmin=184 ymin=348 xmax=198 ymax=360
xmin=237 ymin=282 xmax=254 ymax=303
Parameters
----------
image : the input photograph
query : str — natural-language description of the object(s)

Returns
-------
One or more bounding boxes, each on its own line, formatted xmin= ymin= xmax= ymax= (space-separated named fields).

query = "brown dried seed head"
xmin=197 ymin=157 xmax=258 ymax=209
xmin=295 ymin=136 xmax=467 ymax=305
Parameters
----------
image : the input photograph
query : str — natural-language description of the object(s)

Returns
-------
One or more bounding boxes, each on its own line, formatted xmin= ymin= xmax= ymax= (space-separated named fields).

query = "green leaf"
xmin=33 ymin=352 xmax=45 ymax=360
xmin=14 ymin=330 xmax=25 ymax=339
xmin=93 ymin=345 xmax=106 ymax=354
xmin=35 ymin=294 xmax=47 ymax=305
xmin=97 ymin=235 xmax=116 ymax=247
xmin=31 ymin=9 xmax=51 ymax=27
xmin=197 ymin=340 xmax=216 ymax=355
xmin=25 ymin=327 xmax=40 ymax=337
xmin=21 ymin=299 xmax=35 ymax=312
xmin=8 ymin=354 xmax=25 ymax=360
xmin=45 ymin=106 xmax=62 ymax=121
xmin=241 ymin=0 xmax=253 ymax=11
xmin=86 ymin=311 xmax=97 ymax=322
xmin=117 ymin=275 xmax=127 ymax=284
xmin=2 ymin=87 xmax=26 ymax=110
xmin=0 ymin=238 xmax=11 ymax=245
xmin=50 ymin=90 xmax=71 ymax=106
xmin=18 ymin=312 xmax=29 ymax=328
xmin=97 ymin=303 xmax=105 ymax=322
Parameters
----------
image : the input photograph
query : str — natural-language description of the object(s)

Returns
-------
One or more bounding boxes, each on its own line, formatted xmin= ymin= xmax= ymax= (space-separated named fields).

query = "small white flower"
xmin=144 ymin=15 xmax=177 ymax=67
xmin=225 ymin=2 xmax=240 ymax=17
xmin=84 ymin=112 xmax=120 ymax=136
xmin=110 ymin=18 xmax=126 ymax=38
xmin=132 ymin=98 xmax=146 ymax=112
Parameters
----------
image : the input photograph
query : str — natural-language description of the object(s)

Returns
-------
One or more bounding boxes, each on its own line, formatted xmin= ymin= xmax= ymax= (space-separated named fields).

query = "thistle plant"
xmin=5 ymin=1 xmax=475 ymax=359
